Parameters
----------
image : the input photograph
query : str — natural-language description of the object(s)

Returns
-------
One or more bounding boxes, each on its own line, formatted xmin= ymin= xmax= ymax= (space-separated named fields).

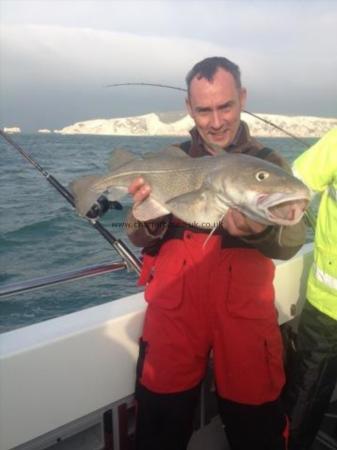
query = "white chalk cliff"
xmin=55 ymin=112 xmax=337 ymax=138
xmin=38 ymin=129 xmax=51 ymax=133
xmin=4 ymin=127 xmax=21 ymax=134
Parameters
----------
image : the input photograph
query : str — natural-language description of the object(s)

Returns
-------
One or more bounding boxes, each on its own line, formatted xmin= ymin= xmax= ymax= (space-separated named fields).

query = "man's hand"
xmin=222 ymin=208 xmax=268 ymax=236
xmin=128 ymin=177 xmax=168 ymax=236
xmin=128 ymin=177 xmax=151 ymax=204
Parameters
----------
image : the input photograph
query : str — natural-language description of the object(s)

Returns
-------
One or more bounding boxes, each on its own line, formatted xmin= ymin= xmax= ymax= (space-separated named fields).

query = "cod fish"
xmin=69 ymin=147 xmax=310 ymax=228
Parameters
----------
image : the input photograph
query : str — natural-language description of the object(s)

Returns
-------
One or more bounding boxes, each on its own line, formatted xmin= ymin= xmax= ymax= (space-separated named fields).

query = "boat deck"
xmin=42 ymin=403 xmax=337 ymax=450
xmin=189 ymin=407 xmax=337 ymax=450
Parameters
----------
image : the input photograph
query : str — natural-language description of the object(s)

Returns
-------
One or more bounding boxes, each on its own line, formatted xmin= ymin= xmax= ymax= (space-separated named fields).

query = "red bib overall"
xmin=137 ymin=230 xmax=285 ymax=405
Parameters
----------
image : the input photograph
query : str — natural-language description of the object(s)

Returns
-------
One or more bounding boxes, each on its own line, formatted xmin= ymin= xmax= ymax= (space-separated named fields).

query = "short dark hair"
xmin=185 ymin=56 xmax=242 ymax=93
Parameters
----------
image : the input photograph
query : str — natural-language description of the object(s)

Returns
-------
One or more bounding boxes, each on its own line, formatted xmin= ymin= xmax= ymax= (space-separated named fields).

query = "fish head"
xmin=211 ymin=154 xmax=311 ymax=226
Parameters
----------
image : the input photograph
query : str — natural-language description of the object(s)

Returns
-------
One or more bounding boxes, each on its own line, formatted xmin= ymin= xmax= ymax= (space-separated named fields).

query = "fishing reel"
xmin=86 ymin=195 xmax=122 ymax=220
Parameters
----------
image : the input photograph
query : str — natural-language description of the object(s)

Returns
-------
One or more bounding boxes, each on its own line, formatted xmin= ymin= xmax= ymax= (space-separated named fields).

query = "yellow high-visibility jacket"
xmin=293 ymin=128 xmax=337 ymax=320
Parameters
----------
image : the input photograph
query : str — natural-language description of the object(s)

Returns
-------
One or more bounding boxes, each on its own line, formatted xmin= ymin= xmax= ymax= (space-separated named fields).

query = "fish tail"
xmin=69 ymin=175 xmax=103 ymax=217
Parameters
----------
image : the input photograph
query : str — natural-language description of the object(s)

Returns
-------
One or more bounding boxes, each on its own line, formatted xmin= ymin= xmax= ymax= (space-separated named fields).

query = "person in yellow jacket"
xmin=284 ymin=127 xmax=337 ymax=450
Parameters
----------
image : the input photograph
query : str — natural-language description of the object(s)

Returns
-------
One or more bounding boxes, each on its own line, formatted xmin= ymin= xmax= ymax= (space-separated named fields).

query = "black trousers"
xmin=135 ymin=383 xmax=288 ymax=450
xmin=218 ymin=397 xmax=287 ymax=450
xmin=282 ymin=300 xmax=337 ymax=450
xmin=135 ymin=383 xmax=201 ymax=450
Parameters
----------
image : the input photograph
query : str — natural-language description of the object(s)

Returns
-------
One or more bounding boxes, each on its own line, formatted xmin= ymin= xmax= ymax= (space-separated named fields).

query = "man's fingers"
xmin=223 ymin=209 xmax=267 ymax=236
xmin=223 ymin=209 xmax=243 ymax=235
xmin=128 ymin=177 xmax=151 ymax=203
xmin=133 ymin=185 xmax=151 ymax=203
xmin=128 ymin=177 xmax=145 ymax=194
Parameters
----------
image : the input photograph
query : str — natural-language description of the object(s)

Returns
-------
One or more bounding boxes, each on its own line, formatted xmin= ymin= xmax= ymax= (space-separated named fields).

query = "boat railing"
xmin=0 ymin=261 xmax=128 ymax=298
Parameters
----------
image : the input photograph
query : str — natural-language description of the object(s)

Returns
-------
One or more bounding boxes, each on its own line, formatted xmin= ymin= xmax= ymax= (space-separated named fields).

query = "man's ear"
xmin=185 ymin=96 xmax=193 ymax=117
xmin=240 ymin=88 xmax=247 ymax=110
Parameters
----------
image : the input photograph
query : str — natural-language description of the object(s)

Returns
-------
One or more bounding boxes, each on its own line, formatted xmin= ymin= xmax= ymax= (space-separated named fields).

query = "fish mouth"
xmin=258 ymin=193 xmax=310 ymax=225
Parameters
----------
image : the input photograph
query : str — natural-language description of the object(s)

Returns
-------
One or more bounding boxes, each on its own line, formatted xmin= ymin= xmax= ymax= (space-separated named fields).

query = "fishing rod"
xmin=107 ymin=82 xmax=187 ymax=93
xmin=0 ymin=129 xmax=142 ymax=276
xmin=106 ymin=82 xmax=317 ymax=230
xmin=105 ymin=82 xmax=310 ymax=148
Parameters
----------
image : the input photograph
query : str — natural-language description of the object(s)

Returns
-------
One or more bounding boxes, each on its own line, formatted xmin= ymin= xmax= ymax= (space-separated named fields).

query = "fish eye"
xmin=256 ymin=170 xmax=269 ymax=182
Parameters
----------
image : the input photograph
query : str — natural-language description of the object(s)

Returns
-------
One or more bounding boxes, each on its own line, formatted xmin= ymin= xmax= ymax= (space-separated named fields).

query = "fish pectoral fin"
xmin=69 ymin=175 xmax=103 ymax=217
xmin=133 ymin=197 xmax=170 ymax=221
xmin=166 ymin=190 xmax=224 ymax=227
xmin=108 ymin=148 xmax=137 ymax=170
xmin=159 ymin=146 xmax=190 ymax=158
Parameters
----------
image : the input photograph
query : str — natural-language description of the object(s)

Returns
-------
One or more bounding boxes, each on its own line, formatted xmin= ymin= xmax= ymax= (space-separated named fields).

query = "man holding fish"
xmin=70 ymin=56 xmax=308 ymax=449
xmin=126 ymin=57 xmax=308 ymax=450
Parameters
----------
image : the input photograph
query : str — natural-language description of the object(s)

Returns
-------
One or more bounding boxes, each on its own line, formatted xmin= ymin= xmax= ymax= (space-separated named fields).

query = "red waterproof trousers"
xmin=137 ymin=231 xmax=285 ymax=405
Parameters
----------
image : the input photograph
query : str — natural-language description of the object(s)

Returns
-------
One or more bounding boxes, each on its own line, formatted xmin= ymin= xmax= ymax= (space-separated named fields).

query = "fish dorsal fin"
xmin=108 ymin=148 xmax=137 ymax=169
xmin=143 ymin=146 xmax=189 ymax=159
xmin=166 ymin=189 xmax=227 ymax=228
xmin=133 ymin=197 xmax=170 ymax=221
xmin=160 ymin=146 xmax=190 ymax=158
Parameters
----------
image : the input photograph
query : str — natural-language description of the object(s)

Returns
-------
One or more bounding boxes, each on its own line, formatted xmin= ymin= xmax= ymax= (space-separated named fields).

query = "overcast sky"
xmin=1 ymin=0 xmax=336 ymax=131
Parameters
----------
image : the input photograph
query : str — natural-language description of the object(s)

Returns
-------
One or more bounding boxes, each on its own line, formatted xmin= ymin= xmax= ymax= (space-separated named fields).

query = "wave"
xmin=2 ymin=214 xmax=72 ymax=240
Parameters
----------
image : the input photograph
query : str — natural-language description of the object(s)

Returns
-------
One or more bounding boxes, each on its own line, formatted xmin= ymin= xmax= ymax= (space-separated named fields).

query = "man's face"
xmin=186 ymin=68 xmax=246 ymax=149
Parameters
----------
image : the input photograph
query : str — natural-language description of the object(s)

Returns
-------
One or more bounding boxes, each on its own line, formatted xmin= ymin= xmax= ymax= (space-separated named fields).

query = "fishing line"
xmin=105 ymin=82 xmax=310 ymax=148
xmin=0 ymin=129 xmax=142 ymax=275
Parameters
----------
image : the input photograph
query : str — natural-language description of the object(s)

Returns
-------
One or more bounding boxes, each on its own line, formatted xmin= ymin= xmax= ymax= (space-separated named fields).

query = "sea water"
xmin=0 ymin=133 xmax=317 ymax=333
